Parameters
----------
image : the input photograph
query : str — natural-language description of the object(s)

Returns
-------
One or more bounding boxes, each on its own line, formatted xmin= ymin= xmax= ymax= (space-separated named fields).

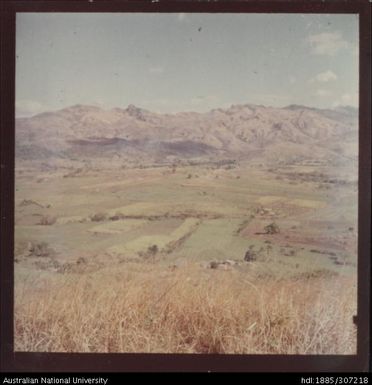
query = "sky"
xmin=16 ymin=13 xmax=359 ymax=117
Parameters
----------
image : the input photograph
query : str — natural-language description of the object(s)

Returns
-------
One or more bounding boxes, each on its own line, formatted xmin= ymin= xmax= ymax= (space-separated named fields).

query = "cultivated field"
xmin=14 ymin=160 xmax=358 ymax=353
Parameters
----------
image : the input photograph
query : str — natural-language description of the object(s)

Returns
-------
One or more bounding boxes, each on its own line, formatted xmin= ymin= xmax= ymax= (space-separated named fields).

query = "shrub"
xmin=90 ymin=213 xmax=107 ymax=222
xmin=109 ymin=212 xmax=125 ymax=221
xmin=209 ymin=261 xmax=219 ymax=269
xmin=39 ymin=215 xmax=56 ymax=226
xmin=244 ymin=249 xmax=256 ymax=262
xmin=264 ymin=222 xmax=280 ymax=235
xmin=147 ymin=245 xmax=158 ymax=256
xmin=28 ymin=241 xmax=53 ymax=257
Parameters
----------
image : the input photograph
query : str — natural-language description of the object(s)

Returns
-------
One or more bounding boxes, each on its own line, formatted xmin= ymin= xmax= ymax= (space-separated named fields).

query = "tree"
xmin=264 ymin=222 xmax=280 ymax=235
xmin=244 ymin=245 xmax=257 ymax=262
xmin=148 ymin=244 xmax=158 ymax=255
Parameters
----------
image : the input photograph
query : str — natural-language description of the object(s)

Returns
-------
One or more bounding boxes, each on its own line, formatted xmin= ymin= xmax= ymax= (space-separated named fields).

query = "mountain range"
xmin=15 ymin=103 xmax=358 ymax=166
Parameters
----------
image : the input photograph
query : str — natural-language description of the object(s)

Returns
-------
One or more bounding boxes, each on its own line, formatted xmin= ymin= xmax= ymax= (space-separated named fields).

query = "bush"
xmin=39 ymin=215 xmax=56 ymax=226
xmin=264 ymin=222 xmax=280 ymax=235
xmin=27 ymin=241 xmax=53 ymax=257
xmin=109 ymin=212 xmax=125 ymax=221
xmin=147 ymin=245 xmax=158 ymax=255
xmin=244 ymin=249 xmax=256 ymax=262
xmin=90 ymin=213 xmax=107 ymax=222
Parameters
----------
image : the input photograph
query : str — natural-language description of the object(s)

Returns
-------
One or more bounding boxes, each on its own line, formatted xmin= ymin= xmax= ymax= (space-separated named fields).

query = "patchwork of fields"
xmin=14 ymin=162 xmax=358 ymax=353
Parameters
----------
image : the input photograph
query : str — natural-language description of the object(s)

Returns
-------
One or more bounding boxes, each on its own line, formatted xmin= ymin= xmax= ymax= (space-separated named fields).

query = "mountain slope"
xmin=15 ymin=103 xmax=358 ymax=166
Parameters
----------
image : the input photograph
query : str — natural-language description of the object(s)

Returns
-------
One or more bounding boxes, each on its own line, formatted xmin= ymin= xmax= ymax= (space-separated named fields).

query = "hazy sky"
xmin=16 ymin=13 xmax=358 ymax=116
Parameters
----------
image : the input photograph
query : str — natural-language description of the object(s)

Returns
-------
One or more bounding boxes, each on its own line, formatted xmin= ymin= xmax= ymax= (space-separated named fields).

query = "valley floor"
xmin=14 ymin=162 xmax=358 ymax=353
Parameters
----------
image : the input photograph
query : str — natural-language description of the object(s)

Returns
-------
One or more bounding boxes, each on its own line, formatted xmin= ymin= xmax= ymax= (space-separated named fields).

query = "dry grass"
xmin=14 ymin=265 xmax=356 ymax=354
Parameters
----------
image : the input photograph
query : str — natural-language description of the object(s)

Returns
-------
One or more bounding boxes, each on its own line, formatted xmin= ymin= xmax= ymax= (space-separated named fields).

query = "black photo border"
xmin=0 ymin=0 xmax=371 ymax=373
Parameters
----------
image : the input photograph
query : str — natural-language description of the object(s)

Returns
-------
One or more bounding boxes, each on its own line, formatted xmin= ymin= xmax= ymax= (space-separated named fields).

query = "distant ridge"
xmin=16 ymin=103 xmax=358 ymax=166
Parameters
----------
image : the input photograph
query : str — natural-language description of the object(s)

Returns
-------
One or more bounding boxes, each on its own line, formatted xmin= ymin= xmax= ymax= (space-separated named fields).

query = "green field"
xmin=14 ymin=163 xmax=357 ymax=277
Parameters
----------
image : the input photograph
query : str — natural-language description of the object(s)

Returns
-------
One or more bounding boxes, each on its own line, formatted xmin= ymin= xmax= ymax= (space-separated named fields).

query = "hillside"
xmin=16 ymin=103 xmax=358 ymax=167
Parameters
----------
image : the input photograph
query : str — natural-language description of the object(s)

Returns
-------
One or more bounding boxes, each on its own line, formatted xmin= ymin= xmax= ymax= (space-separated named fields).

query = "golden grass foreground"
xmin=15 ymin=264 xmax=356 ymax=354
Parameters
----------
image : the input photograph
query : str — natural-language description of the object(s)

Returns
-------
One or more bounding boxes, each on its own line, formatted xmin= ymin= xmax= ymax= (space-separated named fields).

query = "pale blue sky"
xmin=16 ymin=13 xmax=358 ymax=116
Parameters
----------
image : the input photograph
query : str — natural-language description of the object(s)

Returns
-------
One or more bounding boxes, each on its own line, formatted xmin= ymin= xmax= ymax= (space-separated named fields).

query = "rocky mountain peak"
xmin=15 ymin=102 xmax=358 ymax=165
